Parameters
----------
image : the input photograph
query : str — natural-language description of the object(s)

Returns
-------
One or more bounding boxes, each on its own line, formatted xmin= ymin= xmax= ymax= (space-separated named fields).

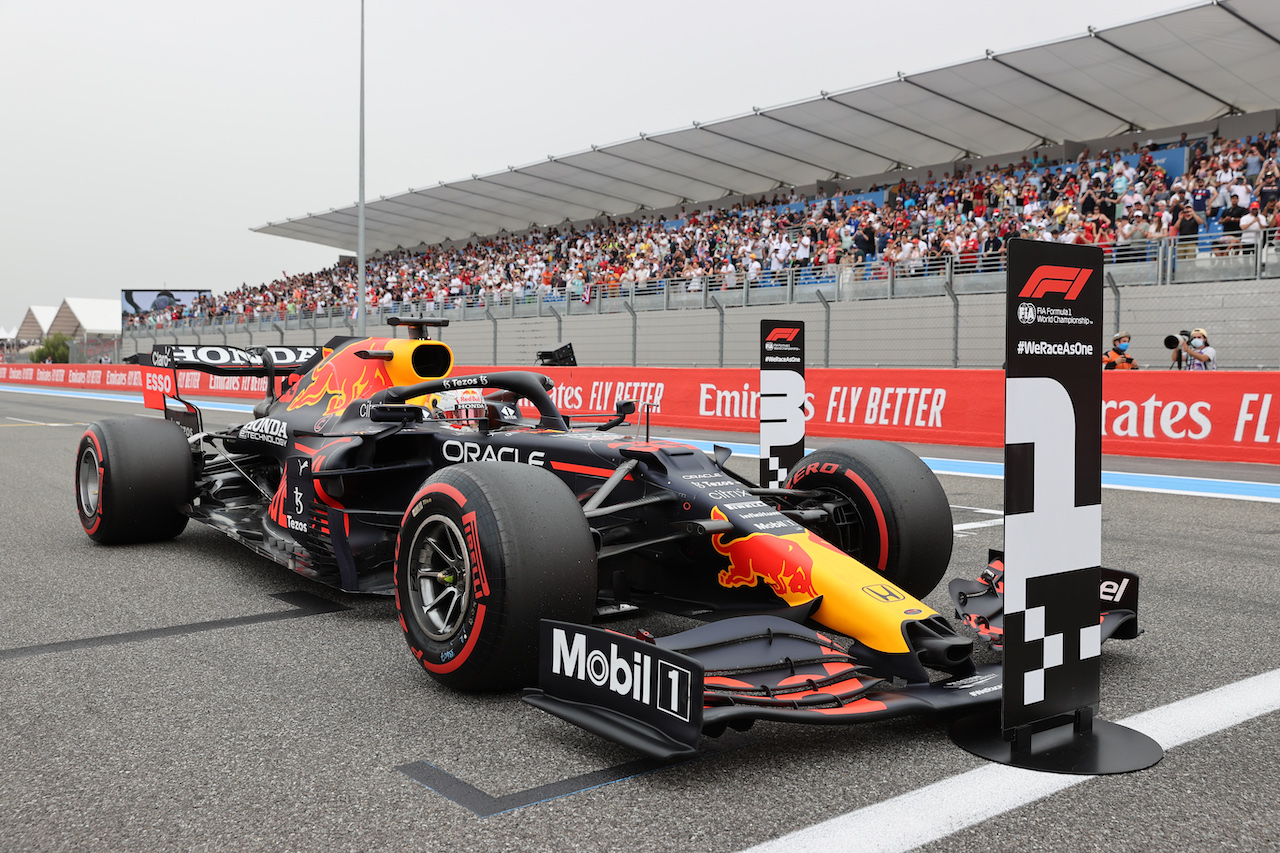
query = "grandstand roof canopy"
xmin=255 ymin=0 xmax=1280 ymax=254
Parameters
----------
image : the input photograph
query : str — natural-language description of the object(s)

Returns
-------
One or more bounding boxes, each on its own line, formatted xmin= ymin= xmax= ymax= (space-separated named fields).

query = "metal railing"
xmin=118 ymin=228 xmax=1280 ymax=370
xmin=124 ymin=228 xmax=1277 ymax=342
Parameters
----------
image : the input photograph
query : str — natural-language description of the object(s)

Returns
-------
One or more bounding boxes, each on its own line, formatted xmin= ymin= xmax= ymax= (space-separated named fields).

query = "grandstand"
xmin=98 ymin=2 xmax=1280 ymax=368
xmin=254 ymin=1 xmax=1280 ymax=253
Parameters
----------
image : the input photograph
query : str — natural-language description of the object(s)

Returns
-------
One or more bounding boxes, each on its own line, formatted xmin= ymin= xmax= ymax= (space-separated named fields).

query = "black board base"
xmin=949 ymin=709 xmax=1164 ymax=775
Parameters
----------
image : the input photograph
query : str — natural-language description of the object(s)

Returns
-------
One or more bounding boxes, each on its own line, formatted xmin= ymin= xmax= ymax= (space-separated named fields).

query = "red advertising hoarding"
xmin=3 ymin=362 xmax=1278 ymax=465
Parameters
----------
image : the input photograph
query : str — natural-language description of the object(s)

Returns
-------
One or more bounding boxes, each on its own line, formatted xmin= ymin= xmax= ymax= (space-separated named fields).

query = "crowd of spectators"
xmin=124 ymin=131 xmax=1280 ymax=329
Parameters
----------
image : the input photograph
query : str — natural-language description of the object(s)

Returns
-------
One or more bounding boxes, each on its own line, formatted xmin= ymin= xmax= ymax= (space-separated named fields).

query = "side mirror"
xmin=596 ymin=399 xmax=638 ymax=432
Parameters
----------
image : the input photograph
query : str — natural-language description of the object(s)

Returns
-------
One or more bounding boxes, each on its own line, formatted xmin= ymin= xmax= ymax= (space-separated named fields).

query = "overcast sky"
xmin=0 ymin=0 xmax=1189 ymax=332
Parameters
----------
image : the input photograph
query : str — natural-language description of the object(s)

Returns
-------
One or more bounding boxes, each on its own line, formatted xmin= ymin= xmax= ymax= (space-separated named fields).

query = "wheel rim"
xmin=78 ymin=445 xmax=101 ymax=517
xmin=406 ymin=514 xmax=472 ymax=642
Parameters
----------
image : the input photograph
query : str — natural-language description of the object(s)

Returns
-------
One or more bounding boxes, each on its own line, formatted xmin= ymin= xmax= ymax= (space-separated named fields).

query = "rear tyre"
xmin=76 ymin=418 xmax=193 ymax=544
xmin=785 ymin=441 xmax=952 ymax=599
xmin=395 ymin=462 xmax=597 ymax=691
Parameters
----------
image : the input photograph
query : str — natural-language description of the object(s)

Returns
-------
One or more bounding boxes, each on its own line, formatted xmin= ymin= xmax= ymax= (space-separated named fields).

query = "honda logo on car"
xmin=166 ymin=345 xmax=317 ymax=366
xmin=238 ymin=417 xmax=289 ymax=446
xmin=550 ymin=626 xmax=693 ymax=721
xmin=863 ymin=584 xmax=906 ymax=602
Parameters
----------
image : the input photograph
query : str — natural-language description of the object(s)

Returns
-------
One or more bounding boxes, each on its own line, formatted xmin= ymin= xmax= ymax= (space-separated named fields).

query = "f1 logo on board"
xmin=1018 ymin=265 xmax=1092 ymax=300
xmin=765 ymin=327 xmax=801 ymax=342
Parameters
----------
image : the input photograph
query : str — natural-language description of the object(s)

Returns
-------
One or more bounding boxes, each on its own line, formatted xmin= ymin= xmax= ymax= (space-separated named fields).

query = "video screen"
xmin=121 ymin=290 xmax=213 ymax=328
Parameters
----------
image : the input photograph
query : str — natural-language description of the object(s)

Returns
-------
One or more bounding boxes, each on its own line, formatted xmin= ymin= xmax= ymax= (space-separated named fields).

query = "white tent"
xmin=16 ymin=305 xmax=59 ymax=342
xmin=254 ymin=0 xmax=1280 ymax=252
xmin=48 ymin=298 xmax=122 ymax=338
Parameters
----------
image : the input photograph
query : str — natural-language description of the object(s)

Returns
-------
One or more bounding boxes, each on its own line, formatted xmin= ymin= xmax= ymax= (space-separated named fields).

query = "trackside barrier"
xmin=0 ymin=363 xmax=269 ymax=400
xmin=4 ymin=363 xmax=1280 ymax=465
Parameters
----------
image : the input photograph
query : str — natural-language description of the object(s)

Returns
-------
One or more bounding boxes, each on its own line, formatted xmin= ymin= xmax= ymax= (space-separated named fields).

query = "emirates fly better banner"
xmin=1002 ymin=240 xmax=1104 ymax=732
xmin=6 ymin=361 xmax=1280 ymax=465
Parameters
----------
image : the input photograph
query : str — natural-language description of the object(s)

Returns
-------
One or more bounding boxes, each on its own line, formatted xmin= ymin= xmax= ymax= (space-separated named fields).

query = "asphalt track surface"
xmin=2 ymin=385 xmax=1279 ymax=852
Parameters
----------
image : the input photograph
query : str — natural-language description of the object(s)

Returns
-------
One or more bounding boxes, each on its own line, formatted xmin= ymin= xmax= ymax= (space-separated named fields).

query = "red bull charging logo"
xmin=711 ymin=507 xmax=845 ymax=600
xmin=287 ymin=341 xmax=392 ymax=417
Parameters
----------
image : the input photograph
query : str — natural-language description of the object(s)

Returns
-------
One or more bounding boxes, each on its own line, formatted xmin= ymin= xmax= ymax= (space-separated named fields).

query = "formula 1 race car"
xmin=74 ymin=319 xmax=1140 ymax=758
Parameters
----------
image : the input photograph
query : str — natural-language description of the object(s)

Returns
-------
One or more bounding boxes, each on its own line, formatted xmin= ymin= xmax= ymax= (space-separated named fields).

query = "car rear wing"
xmin=128 ymin=344 xmax=319 ymax=436
xmin=132 ymin=344 xmax=320 ymax=376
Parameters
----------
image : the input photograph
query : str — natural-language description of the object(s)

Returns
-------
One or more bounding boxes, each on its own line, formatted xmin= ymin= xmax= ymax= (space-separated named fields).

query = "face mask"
xmin=1190 ymin=337 xmax=1205 ymax=349
xmin=1116 ymin=342 xmax=1129 ymax=352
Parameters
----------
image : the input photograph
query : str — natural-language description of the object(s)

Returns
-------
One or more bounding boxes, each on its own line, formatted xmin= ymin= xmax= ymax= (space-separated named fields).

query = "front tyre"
xmin=395 ymin=462 xmax=597 ymax=691
xmin=785 ymin=441 xmax=952 ymax=599
xmin=76 ymin=418 xmax=193 ymax=544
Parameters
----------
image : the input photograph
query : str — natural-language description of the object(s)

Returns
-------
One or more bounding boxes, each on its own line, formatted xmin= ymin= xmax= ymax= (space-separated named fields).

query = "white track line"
xmin=952 ymin=518 xmax=1005 ymax=531
xmin=2 ymin=416 xmax=86 ymax=427
xmin=740 ymin=667 xmax=1280 ymax=853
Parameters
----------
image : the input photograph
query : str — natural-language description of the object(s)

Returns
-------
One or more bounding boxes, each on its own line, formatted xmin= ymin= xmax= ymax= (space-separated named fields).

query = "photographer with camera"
xmin=1167 ymin=328 xmax=1217 ymax=370
xmin=1102 ymin=331 xmax=1139 ymax=370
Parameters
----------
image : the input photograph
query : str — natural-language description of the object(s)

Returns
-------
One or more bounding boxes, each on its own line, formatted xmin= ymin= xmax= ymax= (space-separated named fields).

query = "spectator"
xmin=1172 ymin=200 xmax=1203 ymax=259
xmin=1230 ymin=174 xmax=1253 ymax=208
xmin=1240 ymin=202 xmax=1266 ymax=253
xmin=127 ymin=128 xmax=1280 ymax=326
xmin=1216 ymin=198 xmax=1248 ymax=255
xmin=1257 ymin=171 xmax=1280 ymax=212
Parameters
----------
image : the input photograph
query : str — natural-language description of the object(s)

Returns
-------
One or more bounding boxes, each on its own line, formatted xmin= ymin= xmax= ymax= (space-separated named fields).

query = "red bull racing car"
xmin=74 ymin=319 xmax=1140 ymax=759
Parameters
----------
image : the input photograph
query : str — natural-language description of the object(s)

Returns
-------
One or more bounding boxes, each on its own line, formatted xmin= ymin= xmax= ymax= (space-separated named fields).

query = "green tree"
xmin=30 ymin=333 xmax=71 ymax=364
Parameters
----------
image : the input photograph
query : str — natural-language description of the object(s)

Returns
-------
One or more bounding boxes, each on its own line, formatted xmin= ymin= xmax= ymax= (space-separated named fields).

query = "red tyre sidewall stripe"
xmin=400 ymin=481 xmax=468 ymax=528
xmin=398 ymin=479 xmax=482 ymax=673
xmin=842 ymin=469 xmax=889 ymax=572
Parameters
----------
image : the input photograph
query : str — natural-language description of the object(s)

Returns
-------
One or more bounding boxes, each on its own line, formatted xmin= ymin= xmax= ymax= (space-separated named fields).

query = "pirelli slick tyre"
xmin=784 ymin=442 xmax=952 ymax=599
xmin=76 ymin=418 xmax=193 ymax=544
xmin=395 ymin=462 xmax=597 ymax=691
